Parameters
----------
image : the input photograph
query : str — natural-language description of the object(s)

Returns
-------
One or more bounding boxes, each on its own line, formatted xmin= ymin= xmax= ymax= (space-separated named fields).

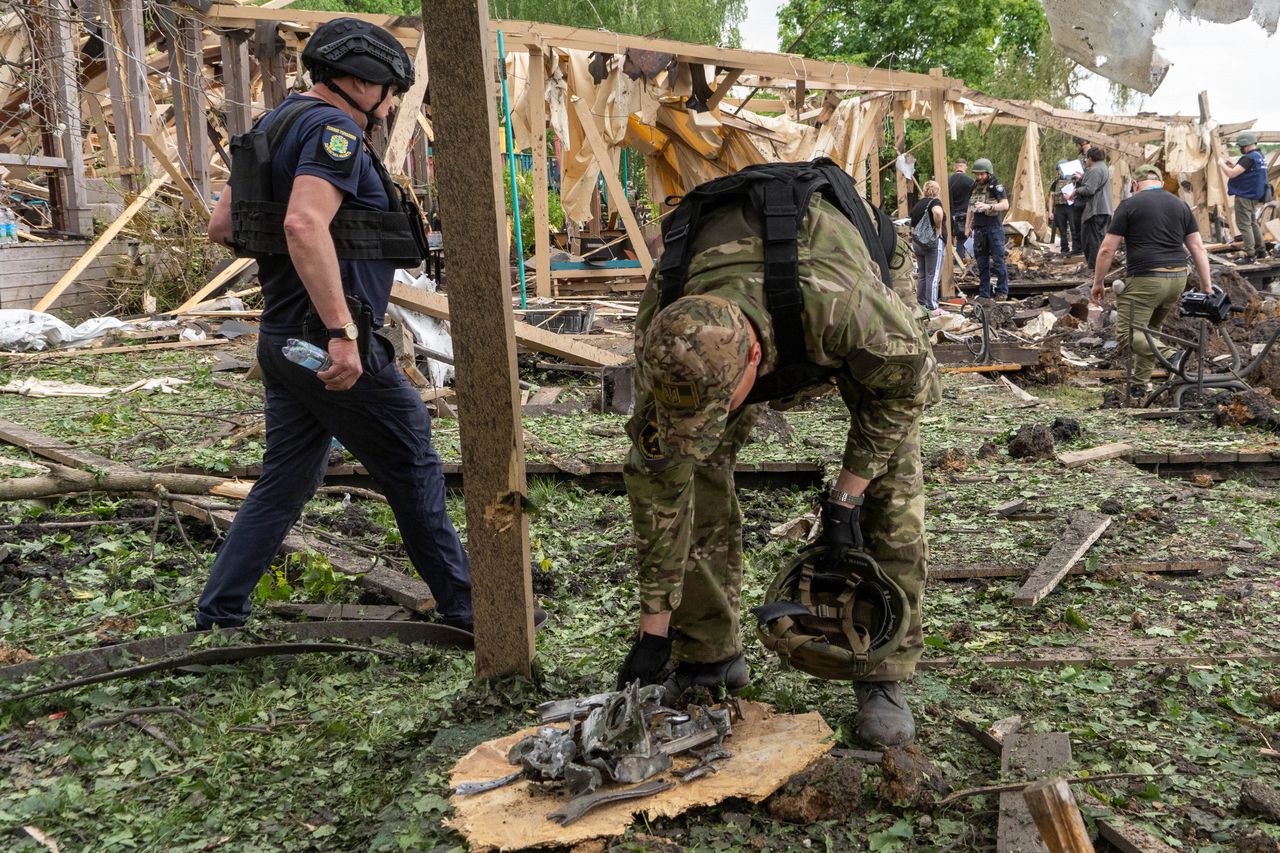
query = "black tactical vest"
xmin=229 ymin=98 xmax=428 ymax=265
xmin=657 ymin=157 xmax=897 ymax=405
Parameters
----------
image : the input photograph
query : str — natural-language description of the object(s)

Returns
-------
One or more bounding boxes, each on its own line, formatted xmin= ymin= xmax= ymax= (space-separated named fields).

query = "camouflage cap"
xmin=638 ymin=295 xmax=752 ymax=462
xmin=1133 ymin=163 xmax=1162 ymax=182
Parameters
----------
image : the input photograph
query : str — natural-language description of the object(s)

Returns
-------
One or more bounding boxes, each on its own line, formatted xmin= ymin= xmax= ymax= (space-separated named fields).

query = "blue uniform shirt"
xmin=1227 ymin=149 xmax=1267 ymax=201
xmin=256 ymin=93 xmax=397 ymax=333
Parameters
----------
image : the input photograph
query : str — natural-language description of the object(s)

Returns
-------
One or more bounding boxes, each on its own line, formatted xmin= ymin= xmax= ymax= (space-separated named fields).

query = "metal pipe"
xmin=496 ymin=30 xmax=527 ymax=308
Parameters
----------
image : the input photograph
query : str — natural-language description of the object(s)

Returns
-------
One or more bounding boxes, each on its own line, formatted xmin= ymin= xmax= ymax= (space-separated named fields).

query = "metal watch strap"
xmin=827 ymin=486 xmax=864 ymax=506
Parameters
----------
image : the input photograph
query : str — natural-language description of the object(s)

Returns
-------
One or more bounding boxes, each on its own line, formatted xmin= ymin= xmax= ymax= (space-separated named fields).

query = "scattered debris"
xmin=1012 ymin=510 xmax=1112 ymax=608
xmin=1213 ymin=390 xmax=1280 ymax=432
xmin=767 ymin=753 xmax=864 ymax=822
xmin=1050 ymin=417 xmax=1081 ymax=442
xmin=1240 ymin=780 xmax=1280 ymax=822
xmin=927 ymin=446 xmax=974 ymax=473
xmin=878 ymin=744 xmax=949 ymax=809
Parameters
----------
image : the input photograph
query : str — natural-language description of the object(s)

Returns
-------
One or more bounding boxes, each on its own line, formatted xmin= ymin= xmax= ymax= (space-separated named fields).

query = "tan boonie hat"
xmin=1133 ymin=164 xmax=1162 ymax=182
xmin=638 ymin=295 xmax=752 ymax=462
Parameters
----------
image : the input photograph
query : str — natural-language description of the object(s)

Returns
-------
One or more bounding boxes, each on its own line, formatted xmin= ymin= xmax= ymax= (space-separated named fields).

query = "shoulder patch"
xmin=321 ymin=125 xmax=357 ymax=161
xmin=653 ymin=380 xmax=700 ymax=409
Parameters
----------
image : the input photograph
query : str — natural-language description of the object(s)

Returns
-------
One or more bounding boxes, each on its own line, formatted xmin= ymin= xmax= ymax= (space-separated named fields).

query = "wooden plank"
xmin=1057 ymin=442 xmax=1133 ymax=468
xmin=49 ymin=0 xmax=93 ymax=236
xmin=998 ymin=733 xmax=1073 ymax=853
xmin=389 ymin=283 xmax=628 ymax=367
xmin=32 ymin=174 xmax=168 ymax=313
xmin=930 ymin=70 xmax=954 ymax=298
xmin=0 ymin=338 xmax=229 ymax=360
xmin=1089 ymin=801 xmax=1179 ymax=853
xmin=382 ymin=34 xmax=429 ymax=175
xmin=705 ymin=67 xmax=744 ymax=111
xmin=140 ymin=133 xmax=211 ymax=218
xmin=219 ymin=31 xmax=253 ymax=138
xmin=0 ymin=153 xmax=69 ymax=170
xmin=1023 ymin=779 xmax=1096 ymax=853
xmin=202 ymin=5 xmax=965 ymax=92
xmin=173 ymin=258 xmax=256 ymax=314
xmin=120 ymin=0 xmax=152 ymax=175
xmin=964 ymin=91 xmax=1146 ymax=160
xmin=892 ymin=94 xmax=909 ymax=217
xmin=0 ymin=417 xmax=131 ymax=473
xmin=268 ymin=603 xmax=411 ymax=621
xmin=528 ymin=46 xmax=552 ymax=299
xmin=1012 ymin=511 xmax=1112 ymax=608
xmin=569 ymin=93 xmax=654 ymax=276
xmin=932 ymin=560 xmax=1223 ymax=581
xmin=178 ymin=17 xmax=210 ymax=201
xmin=941 ymin=362 xmax=1024 ymax=374
xmin=421 ymin=0 xmax=535 ymax=677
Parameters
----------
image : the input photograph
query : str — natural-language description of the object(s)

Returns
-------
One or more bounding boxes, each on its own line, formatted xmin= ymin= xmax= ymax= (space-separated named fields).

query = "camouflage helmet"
xmin=751 ymin=546 xmax=909 ymax=681
xmin=972 ymin=158 xmax=993 ymax=174
xmin=636 ymin=294 xmax=752 ymax=462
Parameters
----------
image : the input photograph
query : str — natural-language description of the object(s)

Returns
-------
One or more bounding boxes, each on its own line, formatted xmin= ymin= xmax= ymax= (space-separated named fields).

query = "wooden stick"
xmin=1023 ymin=779 xmax=1096 ymax=853
xmin=139 ymin=133 xmax=210 ymax=218
xmin=1012 ymin=510 xmax=1111 ymax=608
xmin=941 ymin=772 xmax=1163 ymax=806
xmin=33 ymin=174 xmax=168 ymax=313
xmin=172 ymin=258 xmax=256 ymax=314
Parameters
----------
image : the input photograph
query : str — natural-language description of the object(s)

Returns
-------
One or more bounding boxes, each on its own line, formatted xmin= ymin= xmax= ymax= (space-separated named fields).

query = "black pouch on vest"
xmin=302 ymin=295 xmax=374 ymax=360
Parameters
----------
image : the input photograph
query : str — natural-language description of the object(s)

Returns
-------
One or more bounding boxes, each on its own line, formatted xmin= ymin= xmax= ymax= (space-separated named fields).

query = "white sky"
xmin=739 ymin=1 xmax=1280 ymax=130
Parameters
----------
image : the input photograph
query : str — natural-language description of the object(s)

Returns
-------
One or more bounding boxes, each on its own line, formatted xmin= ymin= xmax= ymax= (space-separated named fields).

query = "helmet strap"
xmin=321 ymin=79 xmax=389 ymax=131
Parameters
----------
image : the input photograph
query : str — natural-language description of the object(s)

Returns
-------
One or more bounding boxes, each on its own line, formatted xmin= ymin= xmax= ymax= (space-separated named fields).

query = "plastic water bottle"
xmin=0 ymin=208 xmax=14 ymax=246
xmin=282 ymin=338 xmax=332 ymax=372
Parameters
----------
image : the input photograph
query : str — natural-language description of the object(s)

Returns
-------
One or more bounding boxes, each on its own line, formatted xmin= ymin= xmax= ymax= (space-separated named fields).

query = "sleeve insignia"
xmin=638 ymin=420 xmax=665 ymax=460
xmin=321 ymin=125 xmax=358 ymax=161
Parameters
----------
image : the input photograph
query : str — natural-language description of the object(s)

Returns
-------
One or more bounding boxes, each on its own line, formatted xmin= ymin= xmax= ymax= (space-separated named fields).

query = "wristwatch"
xmin=827 ymin=486 xmax=865 ymax=507
xmin=328 ymin=322 xmax=358 ymax=341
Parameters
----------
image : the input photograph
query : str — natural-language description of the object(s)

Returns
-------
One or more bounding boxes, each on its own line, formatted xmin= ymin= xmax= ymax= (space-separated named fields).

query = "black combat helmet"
xmin=302 ymin=18 xmax=414 ymax=93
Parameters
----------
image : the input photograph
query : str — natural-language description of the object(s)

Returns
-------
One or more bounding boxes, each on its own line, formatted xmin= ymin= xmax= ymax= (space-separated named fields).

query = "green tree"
xmin=777 ymin=0 xmax=1046 ymax=90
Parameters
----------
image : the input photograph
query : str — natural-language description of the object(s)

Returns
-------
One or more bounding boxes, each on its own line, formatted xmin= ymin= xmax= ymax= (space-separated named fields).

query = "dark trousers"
xmin=1082 ymin=214 xmax=1110 ymax=269
xmin=973 ymin=223 xmax=1008 ymax=298
xmin=196 ymin=332 xmax=472 ymax=628
xmin=951 ymin=212 xmax=968 ymax=259
xmin=1069 ymin=204 xmax=1083 ymax=254
xmin=1052 ymin=204 xmax=1072 ymax=253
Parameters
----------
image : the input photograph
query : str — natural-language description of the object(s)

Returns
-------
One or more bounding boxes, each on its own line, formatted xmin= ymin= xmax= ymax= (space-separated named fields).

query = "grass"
xmin=1 ymin=346 xmax=1278 ymax=851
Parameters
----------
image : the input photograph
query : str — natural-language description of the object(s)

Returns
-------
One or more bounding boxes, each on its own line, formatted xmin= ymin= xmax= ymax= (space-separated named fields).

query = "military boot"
xmin=662 ymin=653 xmax=750 ymax=703
xmin=853 ymin=681 xmax=916 ymax=747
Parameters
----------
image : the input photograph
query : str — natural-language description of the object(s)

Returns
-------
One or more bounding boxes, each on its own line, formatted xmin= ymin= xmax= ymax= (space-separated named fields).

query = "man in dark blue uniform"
xmin=200 ymin=19 xmax=473 ymax=631
xmin=963 ymin=158 xmax=1010 ymax=300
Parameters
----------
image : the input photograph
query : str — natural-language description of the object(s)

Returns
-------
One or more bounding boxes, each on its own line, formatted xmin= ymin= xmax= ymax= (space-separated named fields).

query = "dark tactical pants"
xmin=951 ymin=212 xmax=968 ymax=259
xmin=973 ymin=223 xmax=1009 ymax=298
xmin=196 ymin=332 xmax=472 ymax=628
xmin=1069 ymin=203 xmax=1083 ymax=254
xmin=624 ymin=401 xmax=927 ymax=682
xmin=1082 ymin=214 xmax=1111 ymax=269
xmin=1234 ymin=196 xmax=1264 ymax=256
xmin=1053 ymin=203 xmax=1072 ymax=253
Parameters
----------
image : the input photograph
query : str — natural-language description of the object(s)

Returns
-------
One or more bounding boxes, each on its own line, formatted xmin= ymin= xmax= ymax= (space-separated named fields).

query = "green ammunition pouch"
xmin=229 ymin=98 xmax=428 ymax=265
xmin=751 ymin=545 xmax=909 ymax=681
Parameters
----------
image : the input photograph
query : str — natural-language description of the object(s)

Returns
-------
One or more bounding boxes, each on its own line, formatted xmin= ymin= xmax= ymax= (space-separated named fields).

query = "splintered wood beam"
xmin=33 ymin=174 xmax=169 ymax=313
xmin=963 ymin=90 xmax=1147 ymax=159
xmin=705 ymin=67 xmax=744 ymax=111
xmin=1023 ymin=780 xmax=1096 ymax=853
xmin=569 ymin=93 xmax=654 ymax=276
xmin=173 ymin=257 xmax=257 ymax=313
xmin=382 ymin=34 xmax=429 ymax=176
xmin=420 ymin=0 xmax=535 ymax=678
xmin=1012 ymin=510 xmax=1112 ymax=608
xmin=140 ymin=133 xmax=210 ymax=218
xmin=930 ymin=70 xmax=954 ymax=298
xmin=388 ymin=283 xmax=628 ymax=367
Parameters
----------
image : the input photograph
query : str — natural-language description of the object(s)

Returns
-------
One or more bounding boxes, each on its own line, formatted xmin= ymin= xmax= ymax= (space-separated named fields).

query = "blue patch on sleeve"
xmin=317 ymin=124 xmax=359 ymax=175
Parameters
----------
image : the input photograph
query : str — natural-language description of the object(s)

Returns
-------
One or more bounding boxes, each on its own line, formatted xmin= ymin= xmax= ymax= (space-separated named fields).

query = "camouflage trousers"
xmin=624 ymin=401 xmax=927 ymax=681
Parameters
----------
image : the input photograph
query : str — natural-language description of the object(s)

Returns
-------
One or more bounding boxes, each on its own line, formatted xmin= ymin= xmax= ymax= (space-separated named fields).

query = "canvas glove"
xmin=819 ymin=499 xmax=864 ymax=560
xmin=616 ymin=632 xmax=672 ymax=690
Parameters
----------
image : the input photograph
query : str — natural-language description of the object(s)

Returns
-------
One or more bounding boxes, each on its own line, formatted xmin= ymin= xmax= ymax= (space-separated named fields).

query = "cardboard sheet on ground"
xmin=446 ymin=701 xmax=832 ymax=851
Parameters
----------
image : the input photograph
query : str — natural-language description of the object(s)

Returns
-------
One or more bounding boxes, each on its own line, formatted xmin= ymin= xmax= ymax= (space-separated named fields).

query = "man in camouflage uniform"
xmin=618 ymin=194 xmax=940 ymax=747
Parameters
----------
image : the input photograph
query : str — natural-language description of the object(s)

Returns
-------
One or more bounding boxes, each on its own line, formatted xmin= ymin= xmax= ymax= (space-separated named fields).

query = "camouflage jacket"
xmin=632 ymin=195 xmax=940 ymax=482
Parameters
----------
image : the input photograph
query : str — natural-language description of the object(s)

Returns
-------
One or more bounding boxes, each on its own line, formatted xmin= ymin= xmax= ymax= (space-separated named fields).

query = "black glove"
xmin=819 ymin=499 xmax=864 ymax=561
xmin=616 ymin=632 xmax=672 ymax=690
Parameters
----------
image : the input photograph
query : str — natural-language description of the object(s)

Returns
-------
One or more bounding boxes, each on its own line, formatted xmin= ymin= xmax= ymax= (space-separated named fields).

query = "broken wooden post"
xmin=96 ymin=0 xmax=136 ymax=189
xmin=219 ymin=30 xmax=254 ymax=138
xmin=998 ymin=732 xmax=1073 ymax=853
xmin=1023 ymin=779 xmax=1096 ymax=853
xmin=929 ymin=69 xmax=954 ymax=298
xmin=48 ymin=0 xmax=93 ymax=236
xmin=179 ymin=17 xmax=210 ymax=202
xmin=382 ymin=35 xmax=429 ymax=174
xmin=892 ymin=93 xmax=909 ymax=217
xmin=255 ymin=21 xmax=288 ymax=109
xmin=419 ymin=0 xmax=535 ymax=678
xmin=528 ymin=46 xmax=552 ymax=298
xmin=120 ymin=0 xmax=152 ymax=176
xmin=1012 ymin=510 xmax=1111 ymax=608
